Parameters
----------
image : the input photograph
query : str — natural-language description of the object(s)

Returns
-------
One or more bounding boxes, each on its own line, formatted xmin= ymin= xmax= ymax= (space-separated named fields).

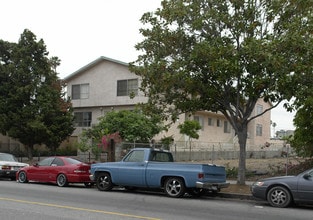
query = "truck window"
xmin=124 ymin=150 xmax=145 ymax=162
xmin=150 ymin=151 xmax=173 ymax=162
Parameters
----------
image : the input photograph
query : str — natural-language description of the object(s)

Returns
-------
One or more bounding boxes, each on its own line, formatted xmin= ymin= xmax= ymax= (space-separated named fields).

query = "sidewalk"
xmin=218 ymin=180 xmax=255 ymax=200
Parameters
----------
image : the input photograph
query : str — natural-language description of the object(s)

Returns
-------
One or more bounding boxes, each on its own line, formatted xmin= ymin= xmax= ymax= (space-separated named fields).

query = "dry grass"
xmin=217 ymin=156 xmax=308 ymax=194
xmin=213 ymin=156 xmax=304 ymax=177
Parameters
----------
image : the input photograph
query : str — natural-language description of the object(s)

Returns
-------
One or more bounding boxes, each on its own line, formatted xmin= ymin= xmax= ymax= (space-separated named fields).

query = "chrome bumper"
xmin=196 ymin=181 xmax=230 ymax=191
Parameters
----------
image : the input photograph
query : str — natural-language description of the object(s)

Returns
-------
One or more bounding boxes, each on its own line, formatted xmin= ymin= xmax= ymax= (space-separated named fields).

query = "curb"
xmin=218 ymin=192 xmax=255 ymax=200
xmin=216 ymin=180 xmax=255 ymax=200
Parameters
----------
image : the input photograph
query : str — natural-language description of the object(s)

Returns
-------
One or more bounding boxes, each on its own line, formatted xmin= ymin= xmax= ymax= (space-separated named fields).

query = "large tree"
xmin=0 ymin=29 xmax=74 ymax=159
xmin=130 ymin=0 xmax=313 ymax=184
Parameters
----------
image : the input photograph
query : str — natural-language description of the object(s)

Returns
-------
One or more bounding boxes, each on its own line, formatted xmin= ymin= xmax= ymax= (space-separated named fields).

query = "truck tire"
xmin=96 ymin=172 xmax=113 ymax=191
xmin=164 ymin=177 xmax=186 ymax=198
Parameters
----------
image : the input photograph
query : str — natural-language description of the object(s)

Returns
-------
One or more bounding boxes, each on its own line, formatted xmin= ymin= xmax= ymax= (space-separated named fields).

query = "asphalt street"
xmin=1 ymin=179 xmax=312 ymax=220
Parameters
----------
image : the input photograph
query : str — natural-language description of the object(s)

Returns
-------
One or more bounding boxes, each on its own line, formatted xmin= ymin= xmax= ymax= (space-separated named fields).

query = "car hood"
xmin=259 ymin=175 xmax=296 ymax=182
xmin=0 ymin=161 xmax=29 ymax=167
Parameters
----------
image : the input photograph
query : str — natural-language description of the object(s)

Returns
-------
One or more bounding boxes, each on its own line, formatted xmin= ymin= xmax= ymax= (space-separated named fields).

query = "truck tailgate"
xmin=201 ymin=164 xmax=226 ymax=182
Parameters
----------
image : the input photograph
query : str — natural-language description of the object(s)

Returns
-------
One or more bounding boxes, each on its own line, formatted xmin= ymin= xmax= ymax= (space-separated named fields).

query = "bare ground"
xmin=214 ymin=156 xmax=304 ymax=177
xmin=208 ymin=157 xmax=306 ymax=195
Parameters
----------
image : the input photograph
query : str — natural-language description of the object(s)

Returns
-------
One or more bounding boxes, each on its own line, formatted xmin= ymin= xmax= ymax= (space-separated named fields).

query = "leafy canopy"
xmin=178 ymin=120 xmax=201 ymax=139
xmin=292 ymin=95 xmax=313 ymax=157
xmin=130 ymin=0 xmax=313 ymax=184
xmin=81 ymin=109 xmax=164 ymax=144
xmin=0 ymin=29 xmax=74 ymax=159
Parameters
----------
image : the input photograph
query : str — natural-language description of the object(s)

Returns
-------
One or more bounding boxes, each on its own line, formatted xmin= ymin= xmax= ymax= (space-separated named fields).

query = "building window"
xmin=216 ymin=119 xmax=222 ymax=127
xmin=193 ymin=116 xmax=204 ymax=130
xmin=224 ymin=121 xmax=231 ymax=133
xmin=72 ymin=84 xmax=89 ymax=99
xmin=208 ymin=118 xmax=214 ymax=126
xmin=256 ymin=124 xmax=263 ymax=136
xmin=256 ymin=104 xmax=263 ymax=115
xmin=117 ymin=79 xmax=138 ymax=96
xmin=74 ymin=112 xmax=92 ymax=127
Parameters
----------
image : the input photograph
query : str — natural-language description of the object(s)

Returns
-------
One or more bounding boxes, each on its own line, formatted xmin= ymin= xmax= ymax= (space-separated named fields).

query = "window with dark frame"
xmin=216 ymin=119 xmax=222 ymax=127
xmin=256 ymin=104 xmax=263 ymax=115
xmin=72 ymin=84 xmax=89 ymax=99
xmin=224 ymin=121 xmax=231 ymax=133
xmin=117 ymin=79 xmax=138 ymax=96
xmin=74 ymin=112 xmax=92 ymax=127
xmin=208 ymin=118 xmax=214 ymax=126
xmin=256 ymin=124 xmax=263 ymax=136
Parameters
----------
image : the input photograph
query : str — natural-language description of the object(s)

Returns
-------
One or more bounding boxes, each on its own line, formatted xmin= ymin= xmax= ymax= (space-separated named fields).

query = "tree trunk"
xmin=236 ymin=124 xmax=248 ymax=185
xmin=189 ymin=137 xmax=191 ymax=161
xmin=27 ymin=144 xmax=34 ymax=161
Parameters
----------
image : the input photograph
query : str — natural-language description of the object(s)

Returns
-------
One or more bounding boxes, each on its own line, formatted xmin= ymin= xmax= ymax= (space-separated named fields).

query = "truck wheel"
xmin=96 ymin=173 xmax=113 ymax=191
xmin=164 ymin=177 xmax=186 ymax=198
xmin=267 ymin=186 xmax=292 ymax=208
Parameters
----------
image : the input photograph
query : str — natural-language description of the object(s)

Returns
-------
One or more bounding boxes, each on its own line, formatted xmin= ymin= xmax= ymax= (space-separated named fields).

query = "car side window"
xmin=51 ymin=158 xmax=65 ymax=166
xmin=124 ymin=150 xmax=145 ymax=162
xmin=38 ymin=157 xmax=55 ymax=166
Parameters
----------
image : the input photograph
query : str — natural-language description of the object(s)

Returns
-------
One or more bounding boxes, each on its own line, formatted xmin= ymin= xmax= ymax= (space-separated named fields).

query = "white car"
xmin=0 ymin=153 xmax=29 ymax=180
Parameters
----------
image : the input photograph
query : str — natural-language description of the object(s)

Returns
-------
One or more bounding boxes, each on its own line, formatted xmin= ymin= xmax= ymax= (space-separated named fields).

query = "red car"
xmin=16 ymin=156 xmax=93 ymax=187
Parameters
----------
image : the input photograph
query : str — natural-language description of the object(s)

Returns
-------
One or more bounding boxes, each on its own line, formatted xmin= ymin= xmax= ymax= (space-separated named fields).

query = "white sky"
xmin=0 ymin=0 xmax=295 ymax=133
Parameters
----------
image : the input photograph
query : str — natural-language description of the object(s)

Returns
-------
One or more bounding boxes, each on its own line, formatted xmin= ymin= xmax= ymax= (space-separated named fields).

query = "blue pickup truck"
xmin=90 ymin=148 xmax=229 ymax=197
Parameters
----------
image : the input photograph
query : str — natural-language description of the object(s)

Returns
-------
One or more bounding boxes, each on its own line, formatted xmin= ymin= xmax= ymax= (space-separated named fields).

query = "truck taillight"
xmin=198 ymin=173 xmax=204 ymax=179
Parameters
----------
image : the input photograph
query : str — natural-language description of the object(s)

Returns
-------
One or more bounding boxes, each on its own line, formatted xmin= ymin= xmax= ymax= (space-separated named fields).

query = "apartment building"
xmin=64 ymin=56 xmax=271 ymax=151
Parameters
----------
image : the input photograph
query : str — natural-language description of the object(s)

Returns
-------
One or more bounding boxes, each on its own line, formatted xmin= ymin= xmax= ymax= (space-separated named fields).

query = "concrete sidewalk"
xmin=214 ymin=180 xmax=255 ymax=200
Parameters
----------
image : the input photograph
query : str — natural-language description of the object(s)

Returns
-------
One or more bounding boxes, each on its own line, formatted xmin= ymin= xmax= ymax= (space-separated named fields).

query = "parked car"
xmin=16 ymin=156 xmax=93 ymax=187
xmin=251 ymin=168 xmax=313 ymax=208
xmin=0 ymin=153 xmax=29 ymax=180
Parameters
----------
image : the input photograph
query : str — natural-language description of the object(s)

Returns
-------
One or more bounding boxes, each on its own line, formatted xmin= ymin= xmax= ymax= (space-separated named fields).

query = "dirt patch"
xmin=215 ymin=156 xmax=308 ymax=195
xmin=221 ymin=184 xmax=251 ymax=195
xmin=212 ymin=156 xmax=305 ymax=179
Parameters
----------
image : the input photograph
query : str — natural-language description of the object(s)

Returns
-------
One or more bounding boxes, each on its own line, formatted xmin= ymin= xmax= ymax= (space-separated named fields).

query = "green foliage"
xmin=77 ymin=129 xmax=106 ymax=160
xmin=160 ymin=135 xmax=174 ymax=150
xmin=178 ymin=120 xmax=201 ymax=139
xmin=225 ymin=163 xmax=238 ymax=179
xmin=95 ymin=109 xmax=164 ymax=143
xmin=77 ymin=135 xmax=91 ymax=153
xmin=55 ymin=144 xmax=77 ymax=156
xmin=130 ymin=0 xmax=313 ymax=184
xmin=291 ymin=96 xmax=313 ymax=157
xmin=0 ymin=29 xmax=74 ymax=159
xmin=79 ymin=109 xmax=164 ymax=158
xmin=178 ymin=120 xmax=201 ymax=160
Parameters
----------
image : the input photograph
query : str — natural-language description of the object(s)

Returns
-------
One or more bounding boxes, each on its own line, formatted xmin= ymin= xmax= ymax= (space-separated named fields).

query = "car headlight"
xmin=254 ymin=181 xmax=264 ymax=186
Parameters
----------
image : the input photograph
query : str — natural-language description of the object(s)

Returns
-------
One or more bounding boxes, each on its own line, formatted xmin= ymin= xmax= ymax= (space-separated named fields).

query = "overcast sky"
xmin=1 ymin=0 xmax=295 ymax=133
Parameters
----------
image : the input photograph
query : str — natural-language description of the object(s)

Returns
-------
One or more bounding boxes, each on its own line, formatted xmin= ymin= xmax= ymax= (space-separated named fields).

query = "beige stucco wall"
xmin=67 ymin=60 xmax=147 ymax=108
